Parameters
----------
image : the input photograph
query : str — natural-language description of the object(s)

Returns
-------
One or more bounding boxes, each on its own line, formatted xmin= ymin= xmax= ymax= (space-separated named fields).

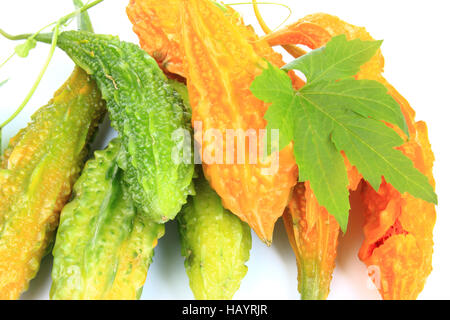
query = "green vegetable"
xmin=167 ymin=78 xmax=191 ymax=113
xmin=178 ymin=173 xmax=252 ymax=300
xmin=51 ymin=138 xmax=164 ymax=300
xmin=0 ymin=67 xmax=106 ymax=299
xmin=47 ymin=30 xmax=195 ymax=223
xmin=250 ymin=35 xmax=437 ymax=231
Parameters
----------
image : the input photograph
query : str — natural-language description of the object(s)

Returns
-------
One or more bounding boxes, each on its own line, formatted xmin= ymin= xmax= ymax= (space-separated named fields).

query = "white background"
xmin=0 ymin=0 xmax=449 ymax=300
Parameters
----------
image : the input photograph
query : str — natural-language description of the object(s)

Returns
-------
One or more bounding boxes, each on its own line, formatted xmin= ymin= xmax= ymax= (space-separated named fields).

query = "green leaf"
xmin=250 ymin=63 xmax=297 ymax=151
xmin=293 ymin=98 xmax=350 ymax=231
xmin=0 ymin=79 xmax=8 ymax=88
xmin=303 ymin=79 xmax=409 ymax=136
xmin=15 ymin=38 xmax=37 ymax=58
xmin=330 ymin=112 xmax=437 ymax=203
xmin=282 ymin=35 xmax=382 ymax=85
xmin=251 ymin=35 xmax=437 ymax=232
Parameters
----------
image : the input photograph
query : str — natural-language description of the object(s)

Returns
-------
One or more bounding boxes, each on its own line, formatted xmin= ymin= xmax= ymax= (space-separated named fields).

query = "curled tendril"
xmin=250 ymin=0 xmax=307 ymax=57
xmin=226 ymin=1 xmax=292 ymax=32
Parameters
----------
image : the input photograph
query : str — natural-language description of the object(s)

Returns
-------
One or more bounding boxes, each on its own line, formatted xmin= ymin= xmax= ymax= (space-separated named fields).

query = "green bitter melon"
xmin=178 ymin=173 xmax=252 ymax=300
xmin=51 ymin=138 xmax=164 ymax=300
xmin=35 ymin=30 xmax=195 ymax=223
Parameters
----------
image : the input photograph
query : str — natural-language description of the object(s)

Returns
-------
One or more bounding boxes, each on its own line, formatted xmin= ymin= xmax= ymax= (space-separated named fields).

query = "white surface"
xmin=0 ymin=0 xmax=449 ymax=300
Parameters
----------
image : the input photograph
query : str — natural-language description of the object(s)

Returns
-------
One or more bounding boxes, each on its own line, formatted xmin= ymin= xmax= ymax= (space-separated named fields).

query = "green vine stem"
xmin=0 ymin=23 xmax=60 ymax=151
xmin=0 ymin=52 xmax=15 ymax=69
xmin=0 ymin=0 xmax=103 ymax=150
xmin=73 ymin=0 xmax=94 ymax=32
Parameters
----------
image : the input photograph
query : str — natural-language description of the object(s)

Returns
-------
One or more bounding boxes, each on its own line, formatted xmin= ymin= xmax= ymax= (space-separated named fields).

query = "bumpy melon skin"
xmin=271 ymin=13 xmax=436 ymax=300
xmin=53 ymin=30 xmax=195 ymax=223
xmin=127 ymin=0 xmax=301 ymax=244
xmin=178 ymin=174 xmax=252 ymax=300
xmin=51 ymin=139 xmax=164 ymax=300
xmin=0 ymin=67 xmax=105 ymax=300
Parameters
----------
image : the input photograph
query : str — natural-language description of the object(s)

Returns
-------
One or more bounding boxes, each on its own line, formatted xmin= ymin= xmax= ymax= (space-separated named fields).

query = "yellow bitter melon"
xmin=0 ymin=67 xmax=106 ymax=299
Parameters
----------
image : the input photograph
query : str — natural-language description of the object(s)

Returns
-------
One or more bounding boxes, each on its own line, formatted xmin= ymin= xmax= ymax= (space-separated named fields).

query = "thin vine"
xmin=0 ymin=0 xmax=104 ymax=150
xmin=250 ymin=0 xmax=306 ymax=57
xmin=226 ymin=1 xmax=292 ymax=32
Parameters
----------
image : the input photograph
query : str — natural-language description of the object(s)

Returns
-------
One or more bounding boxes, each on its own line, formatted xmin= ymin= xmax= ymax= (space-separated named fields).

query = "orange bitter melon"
xmin=271 ymin=13 xmax=436 ymax=300
xmin=268 ymin=16 xmax=361 ymax=299
xmin=284 ymin=161 xmax=361 ymax=300
xmin=283 ymin=182 xmax=340 ymax=300
xmin=0 ymin=67 xmax=105 ymax=299
xmin=358 ymin=93 xmax=435 ymax=300
xmin=126 ymin=0 xmax=300 ymax=85
xmin=127 ymin=0 xmax=300 ymax=244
